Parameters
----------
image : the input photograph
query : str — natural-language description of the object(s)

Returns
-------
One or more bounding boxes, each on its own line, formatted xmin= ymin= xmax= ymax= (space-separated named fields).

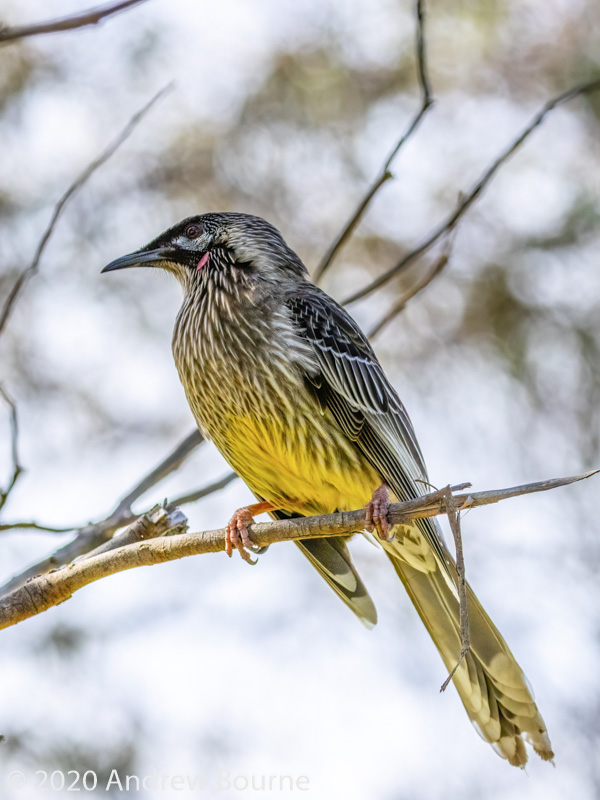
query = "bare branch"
xmin=81 ymin=505 xmax=188 ymax=561
xmin=0 ymin=469 xmax=596 ymax=632
xmin=0 ymin=506 xmax=186 ymax=631
xmin=0 ymin=386 xmax=23 ymax=512
xmin=343 ymin=76 xmax=600 ymax=306
xmin=0 ymin=514 xmax=134 ymax=597
xmin=0 ymin=521 xmax=74 ymax=534
xmin=115 ymin=429 xmax=204 ymax=516
xmin=0 ymin=83 xmax=173 ymax=337
xmin=0 ymin=429 xmax=205 ymax=539
xmin=367 ymin=233 xmax=453 ymax=339
xmin=0 ymin=0 xmax=148 ymax=44
xmin=167 ymin=470 xmax=238 ymax=508
xmin=0 ymin=433 xmax=236 ymax=601
xmin=313 ymin=0 xmax=434 ymax=284
xmin=0 ymin=464 xmax=234 ymax=539
xmin=0 ymin=425 xmax=206 ymax=591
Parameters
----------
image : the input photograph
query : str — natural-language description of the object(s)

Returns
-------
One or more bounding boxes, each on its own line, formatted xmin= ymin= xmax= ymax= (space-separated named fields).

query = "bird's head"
xmin=101 ymin=212 xmax=308 ymax=293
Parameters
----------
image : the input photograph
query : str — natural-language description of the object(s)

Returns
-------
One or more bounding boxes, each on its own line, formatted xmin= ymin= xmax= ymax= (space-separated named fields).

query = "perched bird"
xmin=103 ymin=212 xmax=553 ymax=767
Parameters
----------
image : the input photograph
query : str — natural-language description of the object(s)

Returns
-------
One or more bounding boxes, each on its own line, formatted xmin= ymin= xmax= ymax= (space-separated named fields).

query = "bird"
xmin=102 ymin=211 xmax=554 ymax=767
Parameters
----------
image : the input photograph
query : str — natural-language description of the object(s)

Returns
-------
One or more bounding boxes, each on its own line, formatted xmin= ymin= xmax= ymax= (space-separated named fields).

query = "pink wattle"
xmin=197 ymin=252 xmax=210 ymax=270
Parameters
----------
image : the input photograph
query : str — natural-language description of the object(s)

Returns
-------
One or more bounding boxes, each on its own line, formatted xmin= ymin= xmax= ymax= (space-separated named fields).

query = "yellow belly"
xmin=211 ymin=410 xmax=380 ymax=517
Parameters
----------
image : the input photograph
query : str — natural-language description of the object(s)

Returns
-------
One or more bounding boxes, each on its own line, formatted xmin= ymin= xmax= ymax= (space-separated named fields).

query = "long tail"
xmin=274 ymin=507 xmax=552 ymax=765
xmin=296 ymin=536 xmax=377 ymax=629
xmin=267 ymin=508 xmax=378 ymax=629
xmin=384 ymin=523 xmax=554 ymax=767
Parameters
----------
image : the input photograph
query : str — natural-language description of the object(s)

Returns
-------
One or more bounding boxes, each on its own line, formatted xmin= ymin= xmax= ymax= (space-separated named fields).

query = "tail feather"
xmin=266 ymin=508 xmax=378 ymax=629
xmin=296 ymin=537 xmax=378 ymax=629
xmin=275 ymin=502 xmax=552 ymax=766
xmin=384 ymin=526 xmax=554 ymax=767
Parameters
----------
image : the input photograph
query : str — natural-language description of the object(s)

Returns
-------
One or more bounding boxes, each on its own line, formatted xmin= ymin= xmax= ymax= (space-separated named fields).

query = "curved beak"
xmin=101 ymin=248 xmax=172 ymax=273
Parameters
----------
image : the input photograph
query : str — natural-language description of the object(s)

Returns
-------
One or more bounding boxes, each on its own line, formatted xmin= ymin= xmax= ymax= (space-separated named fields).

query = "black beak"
xmin=101 ymin=248 xmax=172 ymax=273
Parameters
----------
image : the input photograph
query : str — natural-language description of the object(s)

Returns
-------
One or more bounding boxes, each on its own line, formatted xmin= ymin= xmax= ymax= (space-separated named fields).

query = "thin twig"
xmin=0 ymin=0 xmax=148 ymax=44
xmin=344 ymin=76 xmax=600 ymax=306
xmin=0 ymin=463 xmax=233 ymax=538
xmin=0 ymin=429 xmax=206 ymax=538
xmin=0 ymin=386 xmax=23 ymax=512
xmin=0 ymin=82 xmax=173 ymax=337
xmin=115 ymin=429 xmax=203 ymax=515
xmin=167 ymin=470 xmax=238 ymax=508
xmin=313 ymin=0 xmax=434 ymax=284
xmin=367 ymin=232 xmax=454 ymax=339
xmin=0 ymin=469 xmax=596 ymax=630
xmin=0 ymin=521 xmax=74 ymax=534
xmin=440 ymin=486 xmax=470 ymax=692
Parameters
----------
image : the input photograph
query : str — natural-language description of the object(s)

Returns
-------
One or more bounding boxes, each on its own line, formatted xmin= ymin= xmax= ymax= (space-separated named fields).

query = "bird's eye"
xmin=185 ymin=224 xmax=202 ymax=239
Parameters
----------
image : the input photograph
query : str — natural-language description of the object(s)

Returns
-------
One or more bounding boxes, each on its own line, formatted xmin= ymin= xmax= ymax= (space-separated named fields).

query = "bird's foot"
xmin=365 ymin=483 xmax=394 ymax=541
xmin=225 ymin=501 xmax=273 ymax=564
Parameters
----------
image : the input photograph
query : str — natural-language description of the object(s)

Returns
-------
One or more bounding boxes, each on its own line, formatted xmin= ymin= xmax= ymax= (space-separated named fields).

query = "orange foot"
xmin=365 ymin=482 xmax=394 ymax=541
xmin=226 ymin=501 xmax=275 ymax=564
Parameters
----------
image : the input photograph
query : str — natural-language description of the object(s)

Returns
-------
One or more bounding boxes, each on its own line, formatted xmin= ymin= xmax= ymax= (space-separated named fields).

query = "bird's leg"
xmin=226 ymin=501 xmax=274 ymax=563
xmin=365 ymin=482 xmax=393 ymax=541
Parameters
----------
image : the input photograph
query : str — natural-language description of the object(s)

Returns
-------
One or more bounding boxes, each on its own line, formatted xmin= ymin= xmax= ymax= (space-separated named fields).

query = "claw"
xmin=365 ymin=482 xmax=394 ymax=541
xmin=225 ymin=500 xmax=277 ymax=564
xmin=226 ymin=508 xmax=258 ymax=564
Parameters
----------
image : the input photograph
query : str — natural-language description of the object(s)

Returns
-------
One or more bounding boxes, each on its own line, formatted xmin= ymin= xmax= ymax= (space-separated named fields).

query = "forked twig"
xmin=0 ymin=0 xmax=148 ymax=44
xmin=0 ymin=83 xmax=173 ymax=337
xmin=313 ymin=0 xmax=434 ymax=283
xmin=367 ymin=231 xmax=454 ymax=339
xmin=0 ymin=428 xmax=204 ymax=595
xmin=114 ymin=429 xmax=203 ymax=516
xmin=440 ymin=486 xmax=470 ymax=692
xmin=344 ymin=76 xmax=600 ymax=306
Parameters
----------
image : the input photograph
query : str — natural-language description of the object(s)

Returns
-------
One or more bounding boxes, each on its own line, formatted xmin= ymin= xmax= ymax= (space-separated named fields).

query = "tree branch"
xmin=0 ymin=469 xmax=596 ymax=632
xmin=0 ymin=386 xmax=23 ymax=512
xmin=0 ymin=428 xmax=206 ymax=594
xmin=81 ymin=504 xmax=188 ymax=561
xmin=0 ymin=82 xmax=172 ymax=337
xmin=313 ymin=0 xmax=433 ymax=284
xmin=0 ymin=521 xmax=76 ymax=534
xmin=0 ymin=0 xmax=148 ymax=44
xmin=343 ymin=76 xmax=600 ymax=306
xmin=0 ymin=429 xmax=208 ymax=539
xmin=114 ymin=429 xmax=204 ymax=516
xmin=367 ymin=233 xmax=454 ymax=339
xmin=167 ymin=470 xmax=238 ymax=509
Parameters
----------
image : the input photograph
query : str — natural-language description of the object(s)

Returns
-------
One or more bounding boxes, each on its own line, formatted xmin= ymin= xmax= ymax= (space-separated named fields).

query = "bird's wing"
xmin=286 ymin=287 xmax=449 ymax=571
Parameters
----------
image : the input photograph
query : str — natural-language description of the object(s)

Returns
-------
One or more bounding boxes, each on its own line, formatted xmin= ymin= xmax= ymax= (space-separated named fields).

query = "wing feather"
xmin=287 ymin=287 xmax=449 ymax=570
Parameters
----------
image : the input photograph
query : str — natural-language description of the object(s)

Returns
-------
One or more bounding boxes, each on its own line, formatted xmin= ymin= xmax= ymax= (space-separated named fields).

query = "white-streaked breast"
xmin=172 ymin=285 xmax=379 ymax=515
